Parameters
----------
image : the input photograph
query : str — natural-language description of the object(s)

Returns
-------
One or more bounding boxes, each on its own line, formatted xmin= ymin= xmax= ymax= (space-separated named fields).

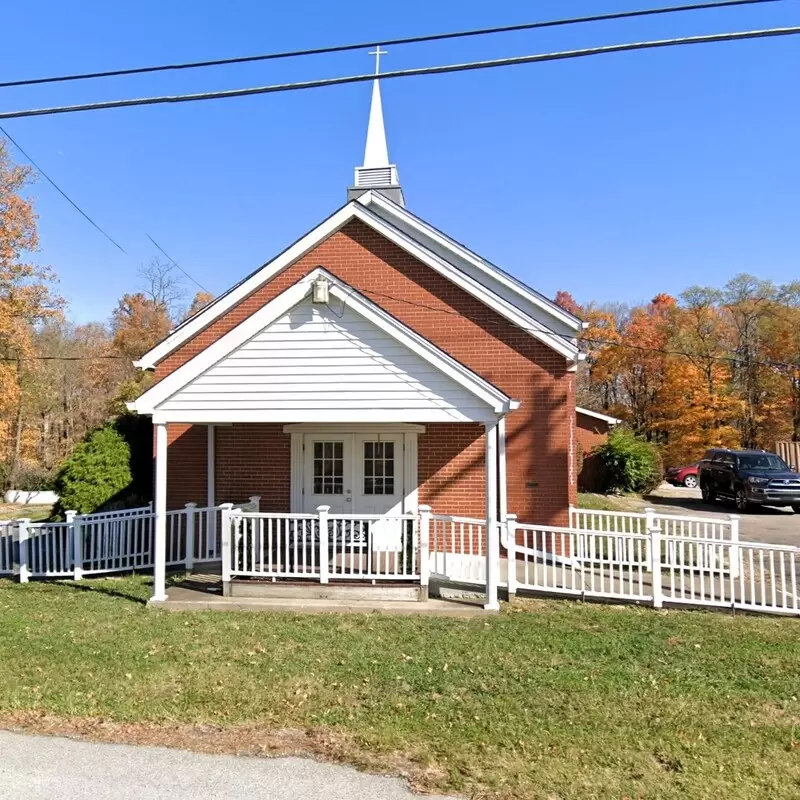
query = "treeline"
xmin=0 ymin=140 xmax=211 ymax=491
xmin=3 ymin=137 xmax=799 ymax=490
xmin=558 ymin=277 xmax=800 ymax=467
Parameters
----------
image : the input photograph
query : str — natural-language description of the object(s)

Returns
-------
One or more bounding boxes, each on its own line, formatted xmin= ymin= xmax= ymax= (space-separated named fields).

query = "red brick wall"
xmin=575 ymin=412 xmax=613 ymax=492
xmin=159 ymin=219 xmax=575 ymax=525
xmin=165 ymin=424 xmax=207 ymax=510
xmin=215 ymin=423 xmax=291 ymax=510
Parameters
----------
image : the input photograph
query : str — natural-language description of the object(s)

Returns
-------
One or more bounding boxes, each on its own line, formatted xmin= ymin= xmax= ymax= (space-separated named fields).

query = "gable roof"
xmin=131 ymin=268 xmax=517 ymax=423
xmin=360 ymin=191 xmax=581 ymax=331
xmin=135 ymin=192 xmax=580 ymax=370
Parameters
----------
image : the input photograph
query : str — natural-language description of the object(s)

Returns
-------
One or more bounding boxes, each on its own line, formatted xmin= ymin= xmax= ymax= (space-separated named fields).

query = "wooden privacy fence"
xmin=776 ymin=442 xmax=800 ymax=470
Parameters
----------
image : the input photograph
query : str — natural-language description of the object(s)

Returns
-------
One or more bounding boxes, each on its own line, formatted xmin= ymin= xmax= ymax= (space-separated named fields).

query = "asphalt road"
xmin=646 ymin=483 xmax=799 ymax=548
xmin=0 ymin=731 xmax=461 ymax=800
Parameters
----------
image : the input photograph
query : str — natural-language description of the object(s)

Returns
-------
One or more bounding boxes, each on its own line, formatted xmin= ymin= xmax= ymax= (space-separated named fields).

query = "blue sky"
xmin=1 ymin=0 xmax=798 ymax=322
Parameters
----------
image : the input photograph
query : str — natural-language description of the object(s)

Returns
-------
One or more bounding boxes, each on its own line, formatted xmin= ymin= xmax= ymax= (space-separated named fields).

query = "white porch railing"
xmin=0 ymin=499 xmax=255 ymax=581
xmin=428 ymin=513 xmax=487 ymax=584
xmin=570 ymin=505 xmax=738 ymax=541
xmin=223 ymin=506 xmax=420 ymax=585
xmin=2 ymin=499 xmax=797 ymax=617
xmin=503 ymin=517 xmax=798 ymax=616
xmin=507 ymin=521 xmax=653 ymax=603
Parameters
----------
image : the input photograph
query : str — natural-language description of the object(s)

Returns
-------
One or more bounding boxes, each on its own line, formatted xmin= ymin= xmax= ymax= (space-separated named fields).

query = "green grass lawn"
xmin=577 ymin=492 xmax=646 ymax=512
xmin=0 ymin=504 xmax=52 ymax=522
xmin=0 ymin=576 xmax=798 ymax=799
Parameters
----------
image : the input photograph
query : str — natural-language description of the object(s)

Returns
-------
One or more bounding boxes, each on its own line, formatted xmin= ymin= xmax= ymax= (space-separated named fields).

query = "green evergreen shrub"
xmin=52 ymin=424 xmax=133 ymax=516
xmin=593 ymin=428 xmax=662 ymax=494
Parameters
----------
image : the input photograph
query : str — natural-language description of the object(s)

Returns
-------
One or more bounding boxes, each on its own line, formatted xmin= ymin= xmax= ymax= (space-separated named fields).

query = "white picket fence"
xmin=224 ymin=505 xmax=420 ymax=584
xmin=428 ymin=513 xmax=487 ymax=584
xmin=0 ymin=497 xmax=259 ymax=582
xmin=2 ymin=499 xmax=798 ymax=617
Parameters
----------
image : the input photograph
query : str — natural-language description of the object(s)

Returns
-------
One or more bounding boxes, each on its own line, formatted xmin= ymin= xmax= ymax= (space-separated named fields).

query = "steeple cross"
xmin=368 ymin=46 xmax=388 ymax=75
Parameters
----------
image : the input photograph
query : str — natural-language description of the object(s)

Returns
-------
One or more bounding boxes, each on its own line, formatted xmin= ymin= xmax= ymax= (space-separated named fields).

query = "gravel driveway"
xmin=645 ymin=484 xmax=798 ymax=548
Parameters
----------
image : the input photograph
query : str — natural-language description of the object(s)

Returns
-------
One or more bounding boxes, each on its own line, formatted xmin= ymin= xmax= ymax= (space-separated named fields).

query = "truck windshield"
xmin=738 ymin=454 xmax=789 ymax=471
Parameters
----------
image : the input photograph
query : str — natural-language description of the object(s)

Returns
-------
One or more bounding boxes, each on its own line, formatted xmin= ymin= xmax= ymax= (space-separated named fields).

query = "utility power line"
xmin=146 ymin=234 xmax=209 ymax=293
xmin=6 ymin=283 xmax=799 ymax=369
xmin=355 ymin=286 xmax=800 ymax=371
xmin=0 ymin=124 xmax=127 ymax=253
xmin=0 ymin=0 xmax=783 ymax=90
xmin=9 ymin=332 xmax=799 ymax=369
xmin=0 ymin=126 xmax=209 ymax=290
xmin=2 ymin=26 xmax=798 ymax=122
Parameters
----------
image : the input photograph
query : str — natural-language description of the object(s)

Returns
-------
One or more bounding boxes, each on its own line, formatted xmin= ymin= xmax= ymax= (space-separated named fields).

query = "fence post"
xmin=644 ymin=507 xmax=657 ymax=572
xmin=418 ymin=505 xmax=431 ymax=599
xmin=649 ymin=524 xmax=663 ymax=609
xmin=728 ymin=514 xmax=741 ymax=580
xmin=185 ymin=503 xmax=197 ymax=571
xmin=17 ymin=518 xmax=31 ymax=584
xmin=505 ymin=514 xmax=518 ymax=601
xmin=317 ymin=505 xmax=330 ymax=584
xmin=66 ymin=510 xmax=82 ymax=580
xmin=249 ymin=495 xmax=261 ymax=512
xmin=568 ymin=504 xmax=577 ymax=530
xmin=220 ymin=503 xmax=234 ymax=596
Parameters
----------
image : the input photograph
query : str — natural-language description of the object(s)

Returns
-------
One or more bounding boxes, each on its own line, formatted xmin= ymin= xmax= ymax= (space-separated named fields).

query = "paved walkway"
xmin=0 ymin=731 xmax=461 ymax=800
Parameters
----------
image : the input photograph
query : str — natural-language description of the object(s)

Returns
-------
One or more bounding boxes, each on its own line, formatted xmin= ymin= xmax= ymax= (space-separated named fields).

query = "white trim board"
xmin=135 ymin=193 xmax=579 ymax=370
xmin=130 ymin=268 xmax=516 ymax=419
xmin=576 ymin=407 xmax=622 ymax=426
xmin=283 ymin=423 xmax=426 ymax=434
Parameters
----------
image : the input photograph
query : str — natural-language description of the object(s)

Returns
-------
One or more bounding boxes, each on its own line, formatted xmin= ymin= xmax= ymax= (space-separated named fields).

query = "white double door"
xmin=302 ymin=433 xmax=405 ymax=516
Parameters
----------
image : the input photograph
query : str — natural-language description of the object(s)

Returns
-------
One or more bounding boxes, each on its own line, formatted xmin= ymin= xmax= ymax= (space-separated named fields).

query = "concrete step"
xmin=151 ymin=594 xmax=491 ymax=617
xmin=227 ymin=580 xmax=424 ymax=602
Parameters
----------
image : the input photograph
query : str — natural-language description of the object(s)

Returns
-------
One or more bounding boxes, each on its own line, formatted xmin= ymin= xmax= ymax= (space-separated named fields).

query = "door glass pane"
xmin=313 ymin=440 xmax=344 ymax=494
xmin=363 ymin=441 xmax=395 ymax=495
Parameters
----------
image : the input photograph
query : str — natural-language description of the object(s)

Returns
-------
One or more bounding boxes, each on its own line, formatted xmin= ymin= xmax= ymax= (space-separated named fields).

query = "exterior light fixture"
xmin=312 ymin=276 xmax=330 ymax=304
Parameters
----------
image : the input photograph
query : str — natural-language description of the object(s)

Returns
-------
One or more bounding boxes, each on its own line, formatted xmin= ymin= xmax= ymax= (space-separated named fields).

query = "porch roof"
xmin=130 ymin=268 xmax=518 ymax=425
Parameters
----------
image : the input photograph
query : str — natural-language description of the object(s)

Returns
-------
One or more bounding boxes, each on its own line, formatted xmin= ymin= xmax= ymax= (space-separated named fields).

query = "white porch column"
xmin=207 ymin=424 xmax=216 ymax=507
xmin=498 ymin=416 xmax=508 ymax=522
xmin=153 ymin=421 xmax=168 ymax=602
xmin=207 ymin=424 xmax=216 ymax=558
xmin=484 ymin=419 xmax=500 ymax=611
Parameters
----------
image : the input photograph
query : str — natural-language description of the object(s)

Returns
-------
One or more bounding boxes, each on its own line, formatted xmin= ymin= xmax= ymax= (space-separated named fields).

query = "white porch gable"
xmin=131 ymin=269 xmax=514 ymax=424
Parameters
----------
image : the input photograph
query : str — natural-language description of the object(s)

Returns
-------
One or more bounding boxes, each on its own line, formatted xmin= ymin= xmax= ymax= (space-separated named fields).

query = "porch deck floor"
xmin=155 ymin=577 xmax=492 ymax=617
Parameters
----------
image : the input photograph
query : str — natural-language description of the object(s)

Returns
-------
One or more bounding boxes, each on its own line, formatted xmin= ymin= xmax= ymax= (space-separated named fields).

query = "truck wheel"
xmin=793 ymin=505 xmax=800 ymax=514
xmin=735 ymin=489 xmax=750 ymax=512
xmin=701 ymin=483 xmax=715 ymax=503
xmin=683 ymin=474 xmax=698 ymax=489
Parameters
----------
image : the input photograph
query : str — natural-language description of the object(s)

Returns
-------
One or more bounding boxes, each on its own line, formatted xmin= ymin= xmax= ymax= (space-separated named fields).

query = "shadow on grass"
xmin=57 ymin=577 xmax=152 ymax=605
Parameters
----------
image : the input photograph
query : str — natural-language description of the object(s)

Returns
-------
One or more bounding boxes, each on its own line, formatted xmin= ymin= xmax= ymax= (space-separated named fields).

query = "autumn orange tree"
xmin=0 ymin=139 xmax=63 ymax=487
xmin=562 ymin=274 xmax=800 ymax=468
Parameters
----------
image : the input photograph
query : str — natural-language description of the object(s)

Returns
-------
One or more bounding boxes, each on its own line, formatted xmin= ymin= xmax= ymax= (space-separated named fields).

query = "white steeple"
xmin=348 ymin=47 xmax=405 ymax=206
xmin=363 ymin=69 xmax=390 ymax=168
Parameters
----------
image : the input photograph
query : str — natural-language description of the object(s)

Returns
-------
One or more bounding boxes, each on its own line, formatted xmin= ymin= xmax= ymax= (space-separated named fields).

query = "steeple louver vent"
xmin=355 ymin=166 xmax=397 ymax=188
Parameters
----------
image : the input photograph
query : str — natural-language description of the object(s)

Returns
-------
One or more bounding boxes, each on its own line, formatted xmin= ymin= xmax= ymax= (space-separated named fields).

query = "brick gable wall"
xmin=160 ymin=219 xmax=576 ymax=525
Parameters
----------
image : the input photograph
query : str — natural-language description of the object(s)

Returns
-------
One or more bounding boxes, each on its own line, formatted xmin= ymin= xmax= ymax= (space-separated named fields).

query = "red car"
xmin=666 ymin=464 xmax=699 ymax=488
